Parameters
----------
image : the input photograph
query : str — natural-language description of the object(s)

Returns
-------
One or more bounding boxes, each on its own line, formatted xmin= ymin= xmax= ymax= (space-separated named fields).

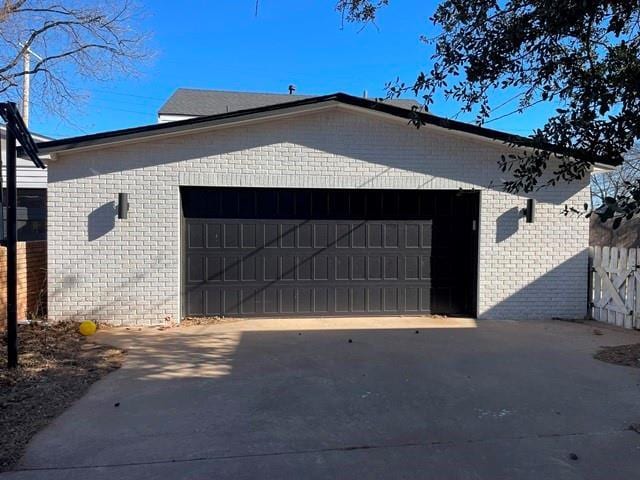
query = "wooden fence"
xmin=589 ymin=246 xmax=640 ymax=329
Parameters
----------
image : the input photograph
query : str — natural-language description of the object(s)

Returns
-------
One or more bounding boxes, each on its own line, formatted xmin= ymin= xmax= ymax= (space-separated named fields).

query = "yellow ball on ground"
xmin=79 ymin=320 xmax=97 ymax=336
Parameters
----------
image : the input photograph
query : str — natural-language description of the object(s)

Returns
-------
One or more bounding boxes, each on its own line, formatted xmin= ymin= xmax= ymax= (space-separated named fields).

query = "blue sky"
xmin=30 ymin=0 xmax=555 ymax=139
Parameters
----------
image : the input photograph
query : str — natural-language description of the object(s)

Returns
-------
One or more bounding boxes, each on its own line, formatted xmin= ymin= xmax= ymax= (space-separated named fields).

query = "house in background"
xmin=1 ymin=126 xmax=48 ymax=241
xmin=157 ymin=87 xmax=420 ymax=122
xmin=34 ymin=89 xmax=617 ymax=325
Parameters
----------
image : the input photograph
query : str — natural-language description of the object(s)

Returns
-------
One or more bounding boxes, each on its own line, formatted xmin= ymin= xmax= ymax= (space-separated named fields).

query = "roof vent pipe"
xmin=288 ymin=84 xmax=296 ymax=95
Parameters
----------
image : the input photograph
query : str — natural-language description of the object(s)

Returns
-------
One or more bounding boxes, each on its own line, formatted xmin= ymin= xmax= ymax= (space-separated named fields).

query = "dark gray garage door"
xmin=182 ymin=188 xmax=478 ymax=317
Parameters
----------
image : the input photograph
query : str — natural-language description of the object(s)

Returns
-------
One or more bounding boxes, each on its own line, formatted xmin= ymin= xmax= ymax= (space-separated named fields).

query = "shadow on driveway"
xmin=3 ymin=317 xmax=640 ymax=479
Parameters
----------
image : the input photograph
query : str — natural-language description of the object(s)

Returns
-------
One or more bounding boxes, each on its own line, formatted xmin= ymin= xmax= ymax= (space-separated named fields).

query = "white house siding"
xmin=1 ymin=159 xmax=47 ymax=189
xmin=0 ymin=132 xmax=48 ymax=188
xmin=47 ymin=107 xmax=590 ymax=324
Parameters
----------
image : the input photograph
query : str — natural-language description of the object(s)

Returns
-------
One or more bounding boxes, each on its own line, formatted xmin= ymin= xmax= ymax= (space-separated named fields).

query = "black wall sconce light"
xmin=118 ymin=193 xmax=129 ymax=219
xmin=522 ymin=198 xmax=535 ymax=223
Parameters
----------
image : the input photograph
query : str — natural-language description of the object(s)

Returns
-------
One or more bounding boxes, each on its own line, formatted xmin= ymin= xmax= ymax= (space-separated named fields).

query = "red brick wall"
xmin=0 ymin=241 xmax=47 ymax=327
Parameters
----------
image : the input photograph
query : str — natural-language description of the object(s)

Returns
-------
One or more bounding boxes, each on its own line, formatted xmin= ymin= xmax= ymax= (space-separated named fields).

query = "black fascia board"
xmin=26 ymin=92 xmax=613 ymax=166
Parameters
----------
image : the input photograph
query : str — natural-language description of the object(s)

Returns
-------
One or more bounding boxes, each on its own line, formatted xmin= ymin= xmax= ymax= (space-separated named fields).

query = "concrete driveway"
xmin=3 ymin=317 xmax=640 ymax=479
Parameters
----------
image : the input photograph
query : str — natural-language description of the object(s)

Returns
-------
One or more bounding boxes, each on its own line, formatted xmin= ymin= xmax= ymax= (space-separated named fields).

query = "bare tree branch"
xmin=591 ymin=145 xmax=640 ymax=208
xmin=0 ymin=0 xmax=148 ymax=119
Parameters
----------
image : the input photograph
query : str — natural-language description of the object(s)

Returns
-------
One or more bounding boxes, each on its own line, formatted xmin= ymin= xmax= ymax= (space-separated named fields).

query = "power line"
xmin=483 ymin=99 xmax=545 ymax=125
xmin=76 ymin=87 xmax=165 ymax=102
xmin=89 ymin=102 xmax=155 ymax=116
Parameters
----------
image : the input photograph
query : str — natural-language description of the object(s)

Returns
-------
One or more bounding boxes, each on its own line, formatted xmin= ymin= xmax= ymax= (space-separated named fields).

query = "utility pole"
xmin=22 ymin=49 xmax=30 ymax=126
xmin=18 ymin=43 xmax=42 ymax=127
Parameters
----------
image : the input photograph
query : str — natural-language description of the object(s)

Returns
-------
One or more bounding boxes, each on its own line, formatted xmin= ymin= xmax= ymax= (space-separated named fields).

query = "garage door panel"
xmin=405 ymin=287 xmax=420 ymax=312
xmin=188 ymin=255 xmax=205 ymax=282
xmin=298 ymin=224 xmax=313 ymax=247
xmin=420 ymin=255 xmax=432 ymax=280
xmin=336 ymin=257 xmax=349 ymax=280
xmin=314 ymin=288 xmax=329 ymax=312
xmin=224 ymin=257 xmax=240 ymax=281
xmin=298 ymin=288 xmax=313 ymax=313
xmin=335 ymin=288 xmax=349 ymax=313
xmin=264 ymin=288 xmax=278 ymax=313
xmin=352 ymin=287 xmax=366 ymax=312
xmin=222 ymin=289 xmax=241 ymax=315
xmin=280 ymin=288 xmax=295 ymax=313
xmin=281 ymin=256 xmax=295 ymax=280
xmin=282 ymin=224 xmax=296 ymax=247
xmin=264 ymin=224 xmax=279 ymax=248
xmin=206 ymin=224 xmax=222 ymax=248
xmin=383 ymin=256 xmax=399 ymax=280
xmin=421 ymin=223 xmax=433 ymax=247
xmin=241 ymin=257 xmax=257 ymax=281
xmin=297 ymin=256 xmax=312 ymax=280
xmin=384 ymin=287 xmax=398 ymax=312
xmin=204 ymin=287 xmax=221 ymax=316
xmin=336 ymin=224 xmax=351 ymax=248
xmin=351 ymin=222 xmax=367 ymax=248
xmin=187 ymin=288 xmax=205 ymax=316
xmin=421 ymin=287 xmax=431 ymax=311
xmin=263 ymin=256 xmax=278 ymax=281
xmin=405 ymin=224 xmax=420 ymax=248
xmin=368 ymin=224 xmax=383 ymax=248
xmin=384 ymin=224 xmax=399 ymax=248
xmin=352 ymin=255 xmax=366 ymax=280
xmin=224 ymin=224 xmax=240 ymax=248
xmin=314 ymin=224 xmax=329 ymax=248
xmin=182 ymin=187 xmax=478 ymax=317
xmin=241 ymin=225 xmax=256 ymax=248
xmin=206 ymin=257 xmax=223 ymax=282
xmin=368 ymin=287 xmax=382 ymax=312
xmin=314 ymin=256 xmax=329 ymax=280
xmin=405 ymin=256 xmax=420 ymax=280
xmin=368 ymin=256 xmax=382 ymax=280
xmin=241 ymin=289 xmax=257 ymax=315
xmin=188 ymin=223 xmax=205 ymax=248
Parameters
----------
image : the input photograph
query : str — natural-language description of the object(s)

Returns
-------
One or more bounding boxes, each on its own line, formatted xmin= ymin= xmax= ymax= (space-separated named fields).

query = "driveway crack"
xmin=13 ymin=428 xmax=633 ymax=473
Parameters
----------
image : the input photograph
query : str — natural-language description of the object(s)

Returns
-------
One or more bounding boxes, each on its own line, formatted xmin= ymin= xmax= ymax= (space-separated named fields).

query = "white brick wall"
xmin=47 ymin=107 xmax=590 ymax=324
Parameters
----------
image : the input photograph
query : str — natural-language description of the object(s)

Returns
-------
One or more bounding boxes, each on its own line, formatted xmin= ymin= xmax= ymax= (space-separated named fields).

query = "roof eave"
xmin=27 ymin=92 xmax=616 ymax=167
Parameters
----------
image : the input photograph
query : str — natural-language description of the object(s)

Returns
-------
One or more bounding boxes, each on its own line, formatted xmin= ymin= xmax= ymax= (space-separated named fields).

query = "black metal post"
xmin=5 ymin=105 xmax=17 ymax=369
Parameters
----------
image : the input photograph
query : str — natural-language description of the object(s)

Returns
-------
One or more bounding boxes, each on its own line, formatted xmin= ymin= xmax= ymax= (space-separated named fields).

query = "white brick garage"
xmin=41 ymin=95 xmax=592 ymax=325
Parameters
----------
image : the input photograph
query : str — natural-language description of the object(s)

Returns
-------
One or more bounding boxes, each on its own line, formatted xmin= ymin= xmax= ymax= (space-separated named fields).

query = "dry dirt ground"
xmin=594 ymin=341 xmax=640 ymax=368
xmin=0 ymin=322 xmax=124 ymax=472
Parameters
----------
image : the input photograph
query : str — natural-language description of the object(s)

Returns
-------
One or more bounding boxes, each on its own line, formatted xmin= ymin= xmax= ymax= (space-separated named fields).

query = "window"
xmin=1 ymin=188 xmax=47 ymax=241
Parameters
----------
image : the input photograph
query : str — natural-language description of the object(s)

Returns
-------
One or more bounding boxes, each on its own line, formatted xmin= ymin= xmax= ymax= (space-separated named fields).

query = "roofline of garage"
xmin=25 ymin=92 xmax=616 ymax=166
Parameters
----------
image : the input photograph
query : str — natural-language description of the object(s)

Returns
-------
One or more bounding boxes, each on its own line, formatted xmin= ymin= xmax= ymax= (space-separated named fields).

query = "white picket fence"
xmin=589 ymin=246 xmax=640 ymax=329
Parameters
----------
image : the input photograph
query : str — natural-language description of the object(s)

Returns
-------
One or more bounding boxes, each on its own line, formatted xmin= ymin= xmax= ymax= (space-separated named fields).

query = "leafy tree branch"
xmin=337 ymin=0 xmax=640 ymax=222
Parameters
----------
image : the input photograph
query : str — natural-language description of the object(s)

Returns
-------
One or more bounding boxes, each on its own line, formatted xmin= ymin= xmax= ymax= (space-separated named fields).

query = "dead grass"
xmin=594 ymin=343 xmax=640 ymax=368
xmin=179 ymin=316 xmax=234 ymax=327
xmin=0 ymin=322 xmax=124 ymax=472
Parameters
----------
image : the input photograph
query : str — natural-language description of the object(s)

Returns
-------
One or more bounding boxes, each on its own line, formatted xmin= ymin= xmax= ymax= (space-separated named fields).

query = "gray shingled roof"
xmin=158 ymin=88 xmax=420 ymax=116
